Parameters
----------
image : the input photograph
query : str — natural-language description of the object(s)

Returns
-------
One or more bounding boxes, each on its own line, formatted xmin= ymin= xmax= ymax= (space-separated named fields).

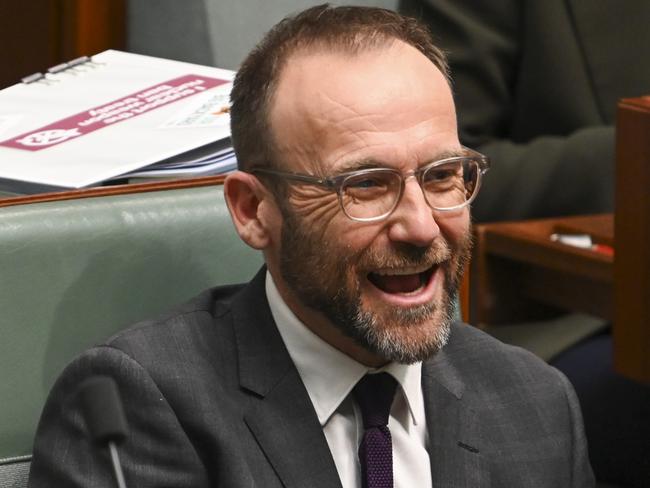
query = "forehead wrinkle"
xmin=316 ymin=91 xmax=439 ymax=139
xmin=306 ymin=96 xmax=384 ymax=148
xmin=318 ymin=91 xmax=362 ymax=117
xmin=277 ymin=97 xmax=373 ymax=170
xmin=327 ymin=110 xmax=445 ymax=149
xmin=333 ymin=110 xmax=454 ymax=149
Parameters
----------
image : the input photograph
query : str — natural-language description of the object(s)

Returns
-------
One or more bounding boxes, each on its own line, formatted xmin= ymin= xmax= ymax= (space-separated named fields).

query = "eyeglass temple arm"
xmin=251 ymin=168 xmax=335 ymax=188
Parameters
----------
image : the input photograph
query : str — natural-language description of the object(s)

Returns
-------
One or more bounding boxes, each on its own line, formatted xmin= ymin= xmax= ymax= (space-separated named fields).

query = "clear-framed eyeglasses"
xmin=250 ymin=148 xmax=490 ymax=222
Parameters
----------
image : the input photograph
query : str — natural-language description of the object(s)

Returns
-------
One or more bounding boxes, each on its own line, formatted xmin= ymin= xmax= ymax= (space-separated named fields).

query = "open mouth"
xmin=367 ymin=265 xmax=436 ymax=295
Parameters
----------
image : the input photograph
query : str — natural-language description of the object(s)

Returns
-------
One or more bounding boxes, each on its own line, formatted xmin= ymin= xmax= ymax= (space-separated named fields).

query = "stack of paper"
xmin=0 ymin=50 xmax=238 ymax=194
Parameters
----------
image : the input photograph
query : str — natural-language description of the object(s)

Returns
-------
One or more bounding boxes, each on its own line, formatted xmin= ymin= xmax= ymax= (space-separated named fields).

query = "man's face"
xmin=265 ymin=41 xmax=471 ymax=364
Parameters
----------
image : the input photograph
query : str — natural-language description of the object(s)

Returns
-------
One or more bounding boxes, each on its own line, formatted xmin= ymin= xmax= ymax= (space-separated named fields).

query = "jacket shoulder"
xmin=442 ymin=322 xmax=570 ymax=394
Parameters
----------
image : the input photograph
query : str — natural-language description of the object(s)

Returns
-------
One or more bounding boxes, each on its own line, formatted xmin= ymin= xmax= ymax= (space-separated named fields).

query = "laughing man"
xmin=29 ymin=5 xmax=594 ymax=487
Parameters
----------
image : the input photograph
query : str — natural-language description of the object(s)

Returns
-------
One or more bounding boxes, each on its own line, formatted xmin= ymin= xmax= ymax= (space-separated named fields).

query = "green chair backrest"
xmin=0 ymin=184 xmax=263 ymax=468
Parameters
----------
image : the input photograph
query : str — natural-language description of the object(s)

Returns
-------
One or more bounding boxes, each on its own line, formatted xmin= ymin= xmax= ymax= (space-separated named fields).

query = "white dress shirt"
xmin=266 ymin=272 xmax=433 ymax=488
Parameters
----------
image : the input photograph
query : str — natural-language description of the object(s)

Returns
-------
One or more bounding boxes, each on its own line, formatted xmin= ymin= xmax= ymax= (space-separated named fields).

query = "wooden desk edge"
xmin=0 ymin=175 xmax=227 ymax=208
xmin=619 ymin=96 xmax=650 ymax=112
xmin=475 ymin=214 xmax=613 ymax=282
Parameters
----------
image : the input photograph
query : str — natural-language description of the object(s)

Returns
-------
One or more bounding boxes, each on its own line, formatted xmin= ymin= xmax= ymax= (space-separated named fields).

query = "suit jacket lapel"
xmin=422 ymin=344 xmax=489 ymax=488
xmin=231 ymin=269 xmax=342 ymax=488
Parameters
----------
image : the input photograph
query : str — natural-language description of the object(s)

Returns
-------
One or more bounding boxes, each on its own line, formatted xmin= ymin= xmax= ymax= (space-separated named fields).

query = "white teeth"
xmin=373 ymin=265 xmax=433 ymax=276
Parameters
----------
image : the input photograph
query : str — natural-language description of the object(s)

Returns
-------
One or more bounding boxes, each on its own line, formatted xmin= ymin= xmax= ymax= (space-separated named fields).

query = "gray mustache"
xmin=357 ymin=240 xmax=452 ymax=271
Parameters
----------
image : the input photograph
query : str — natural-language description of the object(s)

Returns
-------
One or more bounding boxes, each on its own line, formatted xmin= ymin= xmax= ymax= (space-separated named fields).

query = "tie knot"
xmin=353 ymin=373 xmax=398 ymax=429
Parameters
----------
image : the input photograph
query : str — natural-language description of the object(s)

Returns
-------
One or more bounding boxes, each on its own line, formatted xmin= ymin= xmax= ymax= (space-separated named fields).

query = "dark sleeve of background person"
xmin=399 ymin=0 xmax=650 ymax=223
xmin=551 ymin=333 xmax=650 ymax=488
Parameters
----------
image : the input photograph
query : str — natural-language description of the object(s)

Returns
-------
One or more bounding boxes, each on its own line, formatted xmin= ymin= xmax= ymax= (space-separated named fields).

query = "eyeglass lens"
xmin=339 ymin=159 xmax=479 ymax=220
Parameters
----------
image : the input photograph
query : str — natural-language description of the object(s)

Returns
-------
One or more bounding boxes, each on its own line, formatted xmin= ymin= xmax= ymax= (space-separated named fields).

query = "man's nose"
xmin=386 ymin=177 xmax=440 ymax=246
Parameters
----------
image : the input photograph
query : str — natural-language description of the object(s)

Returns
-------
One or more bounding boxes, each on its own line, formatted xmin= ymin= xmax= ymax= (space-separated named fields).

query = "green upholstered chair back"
xmin=0 ymin=184 xmax=263 ymax=485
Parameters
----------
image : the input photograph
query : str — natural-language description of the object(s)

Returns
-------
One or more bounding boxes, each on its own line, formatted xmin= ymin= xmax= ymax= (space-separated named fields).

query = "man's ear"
xmin=224 ymin=171 xmax=275 ymax=250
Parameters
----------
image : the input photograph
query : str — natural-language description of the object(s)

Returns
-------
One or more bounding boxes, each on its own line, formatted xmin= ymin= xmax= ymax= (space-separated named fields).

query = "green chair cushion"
xmin=0 ymin=184 xmax=262 ymax=460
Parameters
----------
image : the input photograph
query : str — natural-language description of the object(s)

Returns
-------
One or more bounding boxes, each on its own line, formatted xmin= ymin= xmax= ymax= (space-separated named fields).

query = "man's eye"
xmin=426 ymin=169 xmax=456 ymax=181
xmin=348 ymin=177 xmax=383 ymax=189
xmin=343 ymin=174 xmax=394 ymax=201
xmin=423 ymin=162 xmax=464 ymax=185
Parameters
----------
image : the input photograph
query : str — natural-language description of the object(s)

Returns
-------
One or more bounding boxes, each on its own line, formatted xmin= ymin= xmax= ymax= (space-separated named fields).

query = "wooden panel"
xmin=0 ymin=1 xmax=61 ymax=88
xmin=614 ymin=96 xmax=650 ymax=383
xmin=0 ymin=0 xmax=125 ymax=89
xmin=60 ymin=0 xmax=126 ymax=58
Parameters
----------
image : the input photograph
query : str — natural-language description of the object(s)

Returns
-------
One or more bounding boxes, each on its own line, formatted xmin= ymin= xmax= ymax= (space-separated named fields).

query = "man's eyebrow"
xmin=333 ymin=149 xmax=468 ymax=175
xmin=427 ymin=148 xmax=467 ymax=161
xmin=334 ymin=158 xmax=385 ymax=174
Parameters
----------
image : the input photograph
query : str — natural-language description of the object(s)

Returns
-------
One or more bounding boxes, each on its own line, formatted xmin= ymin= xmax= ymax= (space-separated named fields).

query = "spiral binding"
xmin=21 ymin=56 xmax=103 ymax=85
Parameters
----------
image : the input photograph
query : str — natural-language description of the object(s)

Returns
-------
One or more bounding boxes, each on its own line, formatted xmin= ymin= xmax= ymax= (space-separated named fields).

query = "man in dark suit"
xmin=28 ymin=5 xmax=594 ymax=487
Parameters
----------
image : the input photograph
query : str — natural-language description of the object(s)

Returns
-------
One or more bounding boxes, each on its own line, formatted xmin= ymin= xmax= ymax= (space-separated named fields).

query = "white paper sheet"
xmin=0 ymin=50 xmax=235 ymax=191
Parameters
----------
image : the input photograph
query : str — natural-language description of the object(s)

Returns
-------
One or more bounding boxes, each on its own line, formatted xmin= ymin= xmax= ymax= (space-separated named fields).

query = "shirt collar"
xmin=265 ymin=271 xmax=424 ymax=427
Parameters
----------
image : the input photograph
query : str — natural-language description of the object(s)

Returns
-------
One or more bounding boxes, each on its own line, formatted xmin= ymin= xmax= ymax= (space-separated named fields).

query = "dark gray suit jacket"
xmin=29 ymin=269 xmax=594 ymax=487
xmin=401 ymin=0 xmax=650 ymax=222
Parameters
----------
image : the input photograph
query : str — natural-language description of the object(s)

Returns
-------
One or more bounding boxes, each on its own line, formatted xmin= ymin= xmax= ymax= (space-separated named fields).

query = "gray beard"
xmin=278 ymin=206 xmax=468 ymax=364
xmin=329 ymin=286 xmax=456 ymax=364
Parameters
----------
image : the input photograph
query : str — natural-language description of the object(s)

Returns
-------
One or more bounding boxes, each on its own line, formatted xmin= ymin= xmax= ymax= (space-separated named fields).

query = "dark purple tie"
xmin=353 ymin=373 xmax=398 ymax=488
